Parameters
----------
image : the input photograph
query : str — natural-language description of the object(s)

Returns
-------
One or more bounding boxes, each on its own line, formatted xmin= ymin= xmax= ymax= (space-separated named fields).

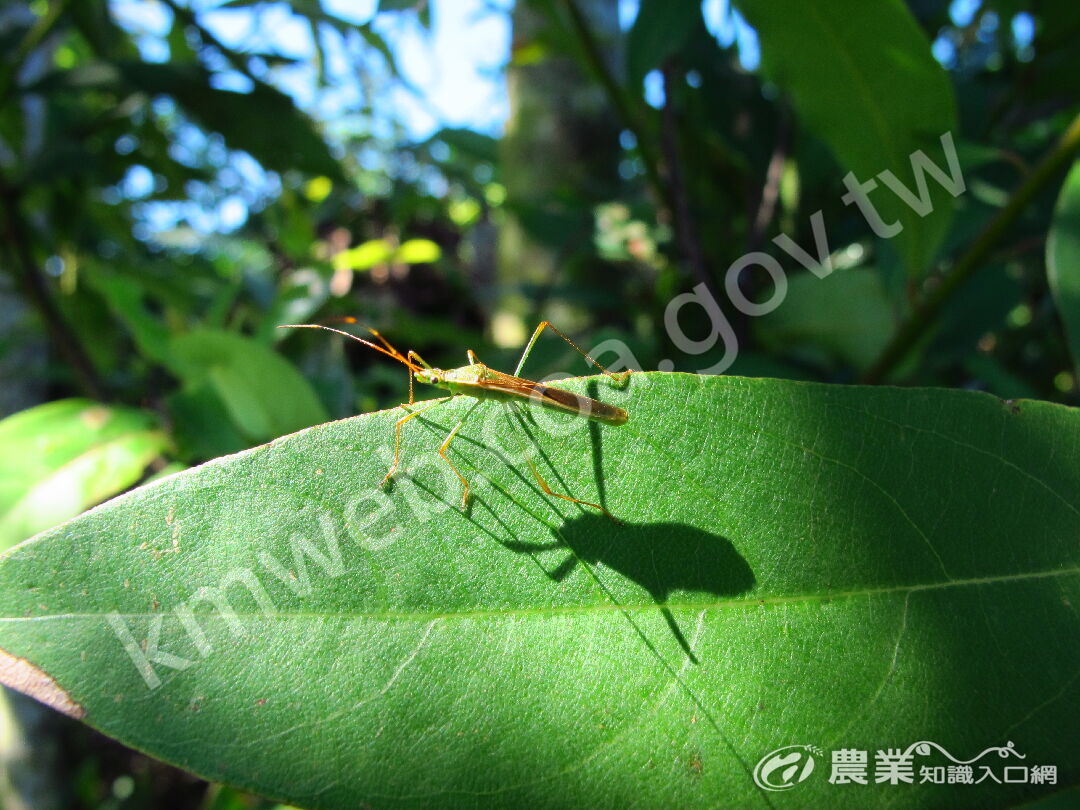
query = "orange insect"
xmin=279 ymin=320 xmax=629 ymax=516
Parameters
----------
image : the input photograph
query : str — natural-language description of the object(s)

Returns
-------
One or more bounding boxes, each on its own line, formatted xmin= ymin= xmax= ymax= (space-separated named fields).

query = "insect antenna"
xmin=277 ymin=323 xmax=422 ymax=374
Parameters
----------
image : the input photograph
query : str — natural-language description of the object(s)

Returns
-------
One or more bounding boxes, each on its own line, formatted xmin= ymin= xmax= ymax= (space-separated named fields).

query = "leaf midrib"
xmin=4 ymin=565 xmax=1075 ymax=625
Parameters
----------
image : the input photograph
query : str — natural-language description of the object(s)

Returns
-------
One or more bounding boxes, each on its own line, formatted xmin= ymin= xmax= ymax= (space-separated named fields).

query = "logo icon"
xmin=753 ymin=745 xmax=822 ymax=791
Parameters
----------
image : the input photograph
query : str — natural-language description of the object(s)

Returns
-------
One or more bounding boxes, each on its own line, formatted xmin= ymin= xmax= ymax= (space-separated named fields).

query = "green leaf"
xmin=118 ymin=62 xmax=345 ymax=182
xmin=426 ymin=127 xmax=499 ymax=164
xmin=331 ymin=239 xmax=393 ymax=272
xmin=167 ymin=385 xmax=250 ymax=462
xmin=626 ymin=0 xmax=701 ymax=89
xmin=28 ymin=59 xmax=344 ymax=181
xmin=962 ymin=354 xmax=1040 ymax=401
xmin=0 ymin=374 xmax=1075 ymax=808
xmin=734 ymin=0 xmax=959 ymax=277
xmin=68 ymin=0 xmax=127 ymax=56
xmin=375 ymin=0 xmax=431 ymax=27
xmin=754 ymin=267 xmax=897 ymax=371
xmin=302 ymin=176 xmax=333 ymax=203
xmin=377 ymin=0 xmax=426 ymax=13
xmin=928 ymin=264 xmax=1022 ymax=367
xmin=395 ymin=238 xmax=441 ymax=264
xmin=0 ymin=400 xmax=167 ymax=550
xmin=1048 ymin=159 xmax=1080 ymax=373
xmin=87 ymin=272 xmax=173 ymax=365
xmin=168 ymin=330 xmax=329 ymax=442
xmin=356 ymin=22 xmax=402 ymax=79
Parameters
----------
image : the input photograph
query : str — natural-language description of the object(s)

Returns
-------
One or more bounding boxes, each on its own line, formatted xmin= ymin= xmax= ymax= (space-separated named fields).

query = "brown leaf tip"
xmin=0 ymin=648 xmax=86 ymax=720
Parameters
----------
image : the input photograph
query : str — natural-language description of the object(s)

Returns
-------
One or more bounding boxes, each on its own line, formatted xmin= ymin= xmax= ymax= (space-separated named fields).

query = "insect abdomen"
xmin=530 ymin=385 xmax=628 ymax=425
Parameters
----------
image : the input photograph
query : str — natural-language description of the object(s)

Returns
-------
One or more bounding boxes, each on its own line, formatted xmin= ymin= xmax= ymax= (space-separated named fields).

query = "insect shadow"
xmin=501 ymin=514 xmax=755 ymax=663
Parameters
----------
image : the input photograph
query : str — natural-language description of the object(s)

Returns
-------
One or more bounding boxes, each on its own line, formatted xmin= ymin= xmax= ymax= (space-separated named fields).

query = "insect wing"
xmin=481 ymin=372 xmax=628 ymax=425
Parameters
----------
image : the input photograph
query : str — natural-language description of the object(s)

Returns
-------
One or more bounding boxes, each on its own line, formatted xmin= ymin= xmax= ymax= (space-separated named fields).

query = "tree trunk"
xmin=495 ymin=0 xmax=622 ymax=345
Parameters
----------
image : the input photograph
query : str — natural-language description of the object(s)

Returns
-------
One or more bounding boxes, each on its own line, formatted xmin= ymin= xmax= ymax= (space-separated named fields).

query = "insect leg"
xmin=439 ymin=400 xmax=482 ymax=508
xmin=514 ymin=321 xmax=631 ymax=386
xmin=522 ymin=456 xmax=620 ymax=523
xmin=383 ymin=397 xmax=452 ymax=487
xmin=406 ymin=350 xmax=434 ymax=369
xmin=402 ymin=350 xmax=438 ymax=404
xmin=504 ymin=403 xmax=620 ymax=523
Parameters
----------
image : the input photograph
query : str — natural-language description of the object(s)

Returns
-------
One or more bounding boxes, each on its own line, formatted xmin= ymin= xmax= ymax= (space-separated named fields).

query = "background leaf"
xmin=754 ymin=267 xmax=897 ymax=371
xmin=626 ymin=0 xmax=701 ymax=89
xmin=1048 ymin=160 xmax=1080 ymax=373
xmin=395 ymin=238 xmax=441 ymax=264
xmin=734 ymin=0 xmax=959 ymax=277
xmin=119 ymin=62 xmax=345 ymax=182
xmin=0 ymin=374 xmax=1075 ymax=808
xmin=0 ymin=399 xmax=167 ymax=551
xmin=168 ymin=330 xmax=329 ymax=442
xmin=332 ymin=239 xmax=394 ymax=272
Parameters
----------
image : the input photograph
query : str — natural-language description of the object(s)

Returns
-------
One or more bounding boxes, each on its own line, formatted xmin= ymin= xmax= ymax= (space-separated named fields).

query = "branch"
xmin=747 ymin=108 xmax=791 ymax=253
xmin=659 ymin=64 xmax=715 ymax=300
xmin=0 ymin=178 xmax=106 ymax=399
xmin=862 ymin=110 xmax=1080 ymax=384
xmin=558 ymin=1 xmax=725 ymax=303
xmin=559 ymin=0 xmax=668 ymax=210
xmin=158 ymin=0 xmax=262 ymax=86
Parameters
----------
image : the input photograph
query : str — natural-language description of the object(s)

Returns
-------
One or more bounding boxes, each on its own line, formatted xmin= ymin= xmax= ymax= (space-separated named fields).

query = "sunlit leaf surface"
xmin=0 ymin=399 xmax=167 ymax=551
xmin=0 ymin=374 xmax=1076 ymax=808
